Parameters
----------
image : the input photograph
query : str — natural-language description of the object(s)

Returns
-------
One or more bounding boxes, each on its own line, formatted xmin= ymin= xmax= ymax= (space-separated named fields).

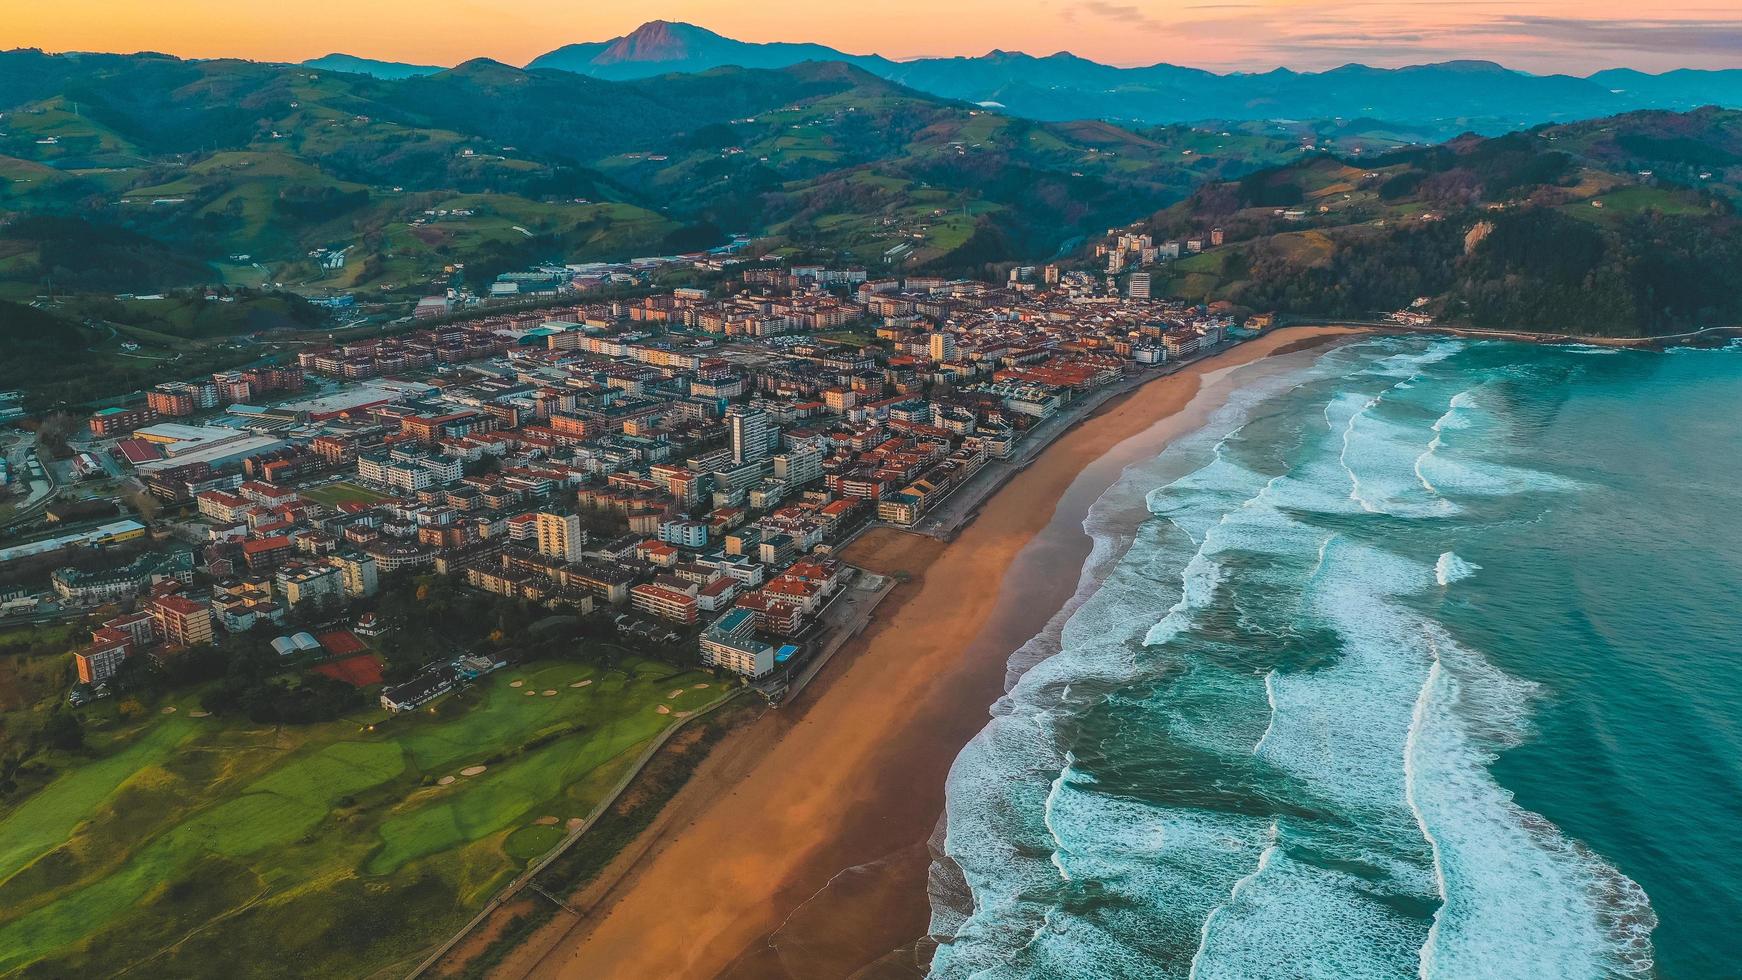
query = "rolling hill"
xmin=11 ymin=41 xmax=1742 ymax=347
xmin=1138 ymin=109 xmax=1742 ymax=336
xmin=302 ymin=54 xmax=443 ymax=80
xmin=0 ymin=50 xmax=1307 ymax=303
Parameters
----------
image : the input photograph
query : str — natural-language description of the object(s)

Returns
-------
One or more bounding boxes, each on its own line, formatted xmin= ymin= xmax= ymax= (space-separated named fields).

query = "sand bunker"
xmin=524 ymin=690 xmax=537 ymax=697
xmin=542 ymin=690 xmax=557 ymax=696
xmin=188 ymin=710 xmax=210 ymax=718
xmin=693 ymin=683 xmax=710 ymax=689
xmin=510 ymin=680 xmax=524 ymax=688
xmin=533 ymin=815 xmax=559 ymax=826
xmin=569 ymin=680 xmax=593 ymax=688
xmin=667 ymin=689 xmax=684 ymax=699
xmin=437 ymin=775 xmax=455 ymax=786
xmin=566 ymin=817 xmax=584 ymax=830
xmin=161 ymin=706 xmax=178 ymax=714
xmin=655 ymin=705 xmax=671 ymax=715
xmin=460 ymin=765 xmax=487 ymax=777
xmin=675 ymin=711 xmax=692 ymax=719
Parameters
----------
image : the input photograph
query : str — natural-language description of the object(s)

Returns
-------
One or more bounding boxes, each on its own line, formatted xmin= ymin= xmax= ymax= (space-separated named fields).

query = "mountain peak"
xmin=602 ymin=20 xmax=725 ymax=63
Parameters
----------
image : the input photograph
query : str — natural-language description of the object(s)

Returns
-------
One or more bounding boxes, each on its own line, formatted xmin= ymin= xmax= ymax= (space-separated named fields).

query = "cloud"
xmin=1161 ymin=4 xmax=1742 ymax=73
xmin=1080 ymin=0 xmax=1164 ymax=32
xmin=1485 ymin=16 xmax=1742 ymax=56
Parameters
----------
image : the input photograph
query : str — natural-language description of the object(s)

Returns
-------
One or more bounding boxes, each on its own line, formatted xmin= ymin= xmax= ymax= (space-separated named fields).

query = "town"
xmin=2 ymin=255 xmax=1248 ymax=715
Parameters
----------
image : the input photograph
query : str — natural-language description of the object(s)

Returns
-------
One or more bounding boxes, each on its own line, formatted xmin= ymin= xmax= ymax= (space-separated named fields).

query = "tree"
xmin=124 ymin=486 xmax=163 ymax=523
xmin=35 ymin=412 xmax=81 ymax=459
xmin=41 ymin=710 xmax=84 ymax=751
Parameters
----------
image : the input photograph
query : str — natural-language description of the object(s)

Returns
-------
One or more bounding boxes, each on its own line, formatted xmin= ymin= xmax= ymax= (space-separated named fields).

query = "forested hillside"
xmin=1142 ymin=109 xmax=1742 ymax=336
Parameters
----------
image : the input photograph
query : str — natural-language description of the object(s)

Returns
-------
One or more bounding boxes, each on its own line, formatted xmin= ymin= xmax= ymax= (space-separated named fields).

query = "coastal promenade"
xmin=906 ymin=343 xmax=1237 ymax=541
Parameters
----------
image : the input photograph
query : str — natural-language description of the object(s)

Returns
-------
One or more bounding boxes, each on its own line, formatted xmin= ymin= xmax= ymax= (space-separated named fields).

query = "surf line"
xmin=1186 ymin=818 xmax=1281 ymax=980
xmin=1403 ymin=639 xmax=1449 ymax=980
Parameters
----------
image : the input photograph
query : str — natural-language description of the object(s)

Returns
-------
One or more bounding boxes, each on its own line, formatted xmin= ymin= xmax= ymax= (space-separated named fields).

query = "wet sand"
xmin=504 ymin=326 xmax=1369 ymax=980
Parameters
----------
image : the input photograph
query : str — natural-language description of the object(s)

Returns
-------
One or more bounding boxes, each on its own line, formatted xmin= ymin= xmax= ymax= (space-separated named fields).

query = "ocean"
xmin=927 ymin=336 xmax=1742 ymax=979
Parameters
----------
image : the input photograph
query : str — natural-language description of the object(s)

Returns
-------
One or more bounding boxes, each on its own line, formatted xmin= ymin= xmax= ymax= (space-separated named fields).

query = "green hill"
xmin=0 ymin=50 xmax=1303 ymax=304
xmin=1141 ymin=112 xmax=1742 ymax=337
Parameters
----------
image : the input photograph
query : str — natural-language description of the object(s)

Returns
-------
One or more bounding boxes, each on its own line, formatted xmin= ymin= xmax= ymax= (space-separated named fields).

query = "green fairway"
xmin=0 ymin=657 xmax=727 ymax=977
xmin=0 ymin=717 xmax=195 ymax=883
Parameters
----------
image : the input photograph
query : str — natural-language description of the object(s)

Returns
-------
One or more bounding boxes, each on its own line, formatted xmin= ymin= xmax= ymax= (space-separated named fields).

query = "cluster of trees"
xmin=0 ymin=711 xmax=82 ymax=796
xmin=367 ymin=572 xmax=704 ymax=682
xmin=5 ymin=214 xmax=213 ymax=292
xmin=1219 ymin=205 xmax=1742 ymax=337
xmin=272 ymin=185 xmax=372 ymax=223
xmin=198 ymin=644 xmax=364 ymax=724
xmin=1365 ymin=132 xmax=1575 ymax=200
xmin=1223 ymin=220 xmax=1465 ymax=318
xmin=73 ymin=630 xmax=362 ymax=726
xmin=371 ymin=573 xmax=543 ymax=682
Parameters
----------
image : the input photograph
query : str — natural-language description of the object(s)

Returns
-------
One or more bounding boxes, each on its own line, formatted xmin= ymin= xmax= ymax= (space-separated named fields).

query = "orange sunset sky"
xmin=7 ymin=0 xmax=1742 ymax=74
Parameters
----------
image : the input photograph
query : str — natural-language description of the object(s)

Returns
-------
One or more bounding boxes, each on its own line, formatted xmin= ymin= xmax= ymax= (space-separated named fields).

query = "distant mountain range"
xmin=308 ymin=20 xmax=1742 ymax=134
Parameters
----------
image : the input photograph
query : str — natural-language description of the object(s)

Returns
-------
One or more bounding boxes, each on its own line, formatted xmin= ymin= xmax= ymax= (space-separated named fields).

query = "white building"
xmin=727 ymin=406 xmax=771 ymax=465
xmin=772 ymin=447 xmax=824 ymax=487
xmin=535 ymin=511 xmax=586 ymax=563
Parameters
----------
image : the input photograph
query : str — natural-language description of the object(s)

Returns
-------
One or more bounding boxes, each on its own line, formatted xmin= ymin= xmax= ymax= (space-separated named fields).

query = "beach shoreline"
xmin=1289 ymin=318 xmax=1742 ymax=350
xmin=496 ymin=325 xmax=1371 ymax=980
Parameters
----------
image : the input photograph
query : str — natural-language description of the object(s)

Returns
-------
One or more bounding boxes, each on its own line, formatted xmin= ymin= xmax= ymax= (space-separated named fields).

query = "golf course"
xmin=0 ymin=656 xmax=730 ymax=978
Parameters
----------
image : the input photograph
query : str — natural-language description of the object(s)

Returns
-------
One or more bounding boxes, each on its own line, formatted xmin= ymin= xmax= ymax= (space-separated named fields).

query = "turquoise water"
xmin=929 ymin=337 xmax=1742 ymax=979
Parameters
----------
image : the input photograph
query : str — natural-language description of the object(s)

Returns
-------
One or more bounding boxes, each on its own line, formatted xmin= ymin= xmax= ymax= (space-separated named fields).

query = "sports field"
xmin=311 ymin=652 xmax=383 ymax=686
xmin=0 ymin=657 xmax=729 ymax=978
xmin=298 ymin=481 xmax=396 ymax=509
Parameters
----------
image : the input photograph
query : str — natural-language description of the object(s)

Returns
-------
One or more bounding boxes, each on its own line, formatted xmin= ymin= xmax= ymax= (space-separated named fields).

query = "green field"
xmin=299 ymin=481 xmax=395 ymax=509
xmin=0 ymin=657 xmax=729 ymax=978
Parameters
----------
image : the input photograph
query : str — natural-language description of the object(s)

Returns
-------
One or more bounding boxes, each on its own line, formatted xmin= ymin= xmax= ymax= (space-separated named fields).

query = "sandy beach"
xmin=499 ymin=325 xmax=1369 ymax=980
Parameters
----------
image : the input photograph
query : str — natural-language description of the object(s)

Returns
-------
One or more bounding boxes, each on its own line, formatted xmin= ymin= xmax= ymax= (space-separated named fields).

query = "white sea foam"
xmin=1043 ymin=752 xmax=1077 ymax=882
xmin=1411 ymin=388 xmax=1583 ymax=501
xmin=1406 ymin=629 xmax=1658 ymax=979
xmin=1435 ymin=552 xmax=1480 ymax=586
xmin=1188 ymin=819 xmax=1278 ymax=980
xmin=1335 ymin=391 xmax=1386 ymax=514
xmin=1414 ymin=389 xmax=1478 ymax=495
xmin=1362 ymin=340 xmax=1467 ymax=379
xmin=1336 ymin=376 xmax=1464 ymax=517
xmin=930 ymin=336 xmax=1658 ymax=980
xmin=1251 ymin=669 xmax=1279 ymax=757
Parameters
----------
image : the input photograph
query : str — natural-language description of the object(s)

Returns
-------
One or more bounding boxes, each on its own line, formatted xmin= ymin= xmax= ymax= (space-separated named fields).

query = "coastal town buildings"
xmin=47 ymin=262 xmax=1241 ymax=698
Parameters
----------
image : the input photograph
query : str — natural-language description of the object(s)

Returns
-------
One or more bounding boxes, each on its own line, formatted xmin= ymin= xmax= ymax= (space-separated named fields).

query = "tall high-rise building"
xmin=1128 ymin=272 xmax=1153 ymax=300
xmin=928 ymin=332 xmax=957 ymax=363
xmin=728 ymin=406 xmax=771 ymax=465
xmin=535 ymin=511 xmax=585 ymax=563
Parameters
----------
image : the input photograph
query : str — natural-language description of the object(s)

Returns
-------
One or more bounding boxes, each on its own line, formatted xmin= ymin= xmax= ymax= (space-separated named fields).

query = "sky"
xmin=8 ymin=0 xmax=1742 ymax=74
